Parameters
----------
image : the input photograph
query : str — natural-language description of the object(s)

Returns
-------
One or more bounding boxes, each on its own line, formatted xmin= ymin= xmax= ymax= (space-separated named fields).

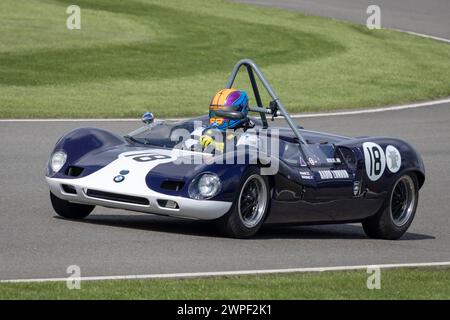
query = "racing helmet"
xmin=208 ymin=88 xmax=249 ymax=131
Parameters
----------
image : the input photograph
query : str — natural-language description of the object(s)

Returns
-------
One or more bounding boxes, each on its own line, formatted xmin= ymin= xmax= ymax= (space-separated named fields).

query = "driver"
xmin=198 ymin=88 xmax=251 ymax=152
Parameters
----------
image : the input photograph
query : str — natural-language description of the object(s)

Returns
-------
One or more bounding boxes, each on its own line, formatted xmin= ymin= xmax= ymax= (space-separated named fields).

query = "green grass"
xmin=1 ymin=268 xmax=449 ymax=299
xmin=0 ymin=0 xmax=449 ymax=118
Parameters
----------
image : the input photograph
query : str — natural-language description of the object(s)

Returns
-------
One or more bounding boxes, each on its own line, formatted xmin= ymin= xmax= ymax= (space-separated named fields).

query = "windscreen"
xmin=126 ymin=119 xmax=202 ymax=148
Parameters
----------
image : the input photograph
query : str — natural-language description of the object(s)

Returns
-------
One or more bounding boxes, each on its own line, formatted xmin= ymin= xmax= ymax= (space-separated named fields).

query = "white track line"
xmin=393 ymin=28 xmax=450 ymax=44
xmin=1 ymin=261 xmax=449 ymax=283
xmin=290 ymin=97 xmax=450 ymax=118
xmin=1 ymin=98 xmax=449 ymax=123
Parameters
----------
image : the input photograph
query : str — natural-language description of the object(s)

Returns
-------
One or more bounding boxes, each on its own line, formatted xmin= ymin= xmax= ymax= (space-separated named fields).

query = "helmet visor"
xmin=209 ymin=105 xmax=240 ymax=129
xmin=209 ymin=114 xmax=228 ymax=128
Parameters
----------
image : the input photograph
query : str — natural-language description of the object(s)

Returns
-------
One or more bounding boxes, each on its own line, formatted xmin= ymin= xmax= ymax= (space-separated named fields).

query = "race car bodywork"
xmin=46 ymin=59 xmax=425 ymax=239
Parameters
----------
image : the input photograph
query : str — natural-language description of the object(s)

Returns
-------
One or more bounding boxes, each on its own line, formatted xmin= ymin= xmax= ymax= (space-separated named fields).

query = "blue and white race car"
xmin=46 ymin=59 xmax=425 ymax=239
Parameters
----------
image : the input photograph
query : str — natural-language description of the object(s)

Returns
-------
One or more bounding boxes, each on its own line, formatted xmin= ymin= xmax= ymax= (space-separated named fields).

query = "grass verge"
xmin=0 ymin=0 xmax=449 ymax=118
xmin=0 ymin=267 xmax=449 ymax=299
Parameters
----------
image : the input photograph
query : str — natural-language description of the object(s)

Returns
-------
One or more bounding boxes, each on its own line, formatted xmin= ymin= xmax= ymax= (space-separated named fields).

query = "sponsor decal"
xmin=318 ymin=170 xmax=349 ymax=180
xmin=363 ymin=142 xmax=386 ymax=181
xmin=385 ymin=145 xmax=401 ymax=173
xmin=326 ymin=158 xmax=341 ymax=164
xmin=299 ymin=170 xmax=314 ymax=180
xmin=299 ymin=157 xmax=307 ymax=167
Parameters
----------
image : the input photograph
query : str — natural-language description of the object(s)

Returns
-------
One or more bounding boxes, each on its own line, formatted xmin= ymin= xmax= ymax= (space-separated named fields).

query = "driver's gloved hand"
xmin=199 ymin=135 xmax=214 ymax=148
xmin=200 ymin=135 xmax=224 ymax=152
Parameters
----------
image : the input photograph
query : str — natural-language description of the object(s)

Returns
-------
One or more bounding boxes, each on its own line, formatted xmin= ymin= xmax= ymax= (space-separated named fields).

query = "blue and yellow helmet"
xmin=208 ymin=88 xmax=249 ymax=131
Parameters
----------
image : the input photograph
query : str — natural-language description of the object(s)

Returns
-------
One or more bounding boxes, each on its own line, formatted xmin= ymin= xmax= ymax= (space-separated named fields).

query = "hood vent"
xmin=160 ymin=180 xmax=185 ymax=191
xmin=66 ymin=166 xmax=84 ymax=177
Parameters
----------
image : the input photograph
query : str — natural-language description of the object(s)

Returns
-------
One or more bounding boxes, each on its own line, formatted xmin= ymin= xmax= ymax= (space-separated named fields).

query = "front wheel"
xmin=219 ymin=168 xmax=270 ymax=238
xmin=50 ymin=192 xmax=95 ymax=219
xmin=362 ymin=174 xmax=419 ymax=240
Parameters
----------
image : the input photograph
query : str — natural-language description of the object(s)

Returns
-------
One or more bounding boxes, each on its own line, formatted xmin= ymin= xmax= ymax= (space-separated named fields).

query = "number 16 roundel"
xmin=363 ymin=142 xmax=386 ymax=181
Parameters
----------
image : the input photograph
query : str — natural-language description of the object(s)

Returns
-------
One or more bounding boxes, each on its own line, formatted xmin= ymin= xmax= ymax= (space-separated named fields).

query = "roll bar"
xmin=226 ymin=59 xmax=308 ymax=145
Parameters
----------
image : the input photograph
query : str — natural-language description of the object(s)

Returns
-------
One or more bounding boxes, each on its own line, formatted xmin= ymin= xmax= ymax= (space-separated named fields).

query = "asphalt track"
xmin=237 ymin=0 xmax=450 ymax=39
xmin=1 ymin=1 xmax=450 ymax=280
xmin=1 ymin=101 xmax=450 ymax=280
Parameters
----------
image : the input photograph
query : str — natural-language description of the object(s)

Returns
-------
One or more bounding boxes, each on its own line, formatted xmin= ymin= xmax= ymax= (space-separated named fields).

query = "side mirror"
xmin=215 ymin=110 xmax=245 ymax=119
xmin=142 ymin=112 xmax=154 ymax=124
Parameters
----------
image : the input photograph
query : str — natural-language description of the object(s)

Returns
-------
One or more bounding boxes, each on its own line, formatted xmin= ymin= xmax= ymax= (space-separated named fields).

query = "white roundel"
xmin=363 ymin=142 xmax=386 ymax=181
xmin=385 ymin=145 xmax=401 ymax=173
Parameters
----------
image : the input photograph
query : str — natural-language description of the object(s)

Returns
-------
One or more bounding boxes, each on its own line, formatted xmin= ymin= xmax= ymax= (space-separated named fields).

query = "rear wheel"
xmin=219 ymin=168 xmax=270 ymax=238
xmin=362 ymin=174 xmax=418 ymax=240
xmin=50 ymin=192 xmax=95 ymax=219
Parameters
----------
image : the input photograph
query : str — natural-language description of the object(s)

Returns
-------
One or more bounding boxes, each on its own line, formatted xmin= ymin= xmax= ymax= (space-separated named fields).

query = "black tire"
xmin=50 ymin=192 xmax=95 ymax=219
xmin=362 ymin=173 xmax=419 ymax=240
xmin=218 ymin=167 xmax=270 ymax=238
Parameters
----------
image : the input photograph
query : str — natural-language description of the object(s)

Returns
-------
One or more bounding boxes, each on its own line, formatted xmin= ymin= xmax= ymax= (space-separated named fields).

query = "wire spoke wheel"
xmin=390 ymin=175 xmax=416 ymax=227
xmin=238 ymin=174 xmax=268 ymax=228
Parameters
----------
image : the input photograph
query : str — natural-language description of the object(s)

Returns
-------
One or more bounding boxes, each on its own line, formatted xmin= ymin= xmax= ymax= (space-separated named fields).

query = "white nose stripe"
xmin=77 ymin=149 xmax=177 ymax=195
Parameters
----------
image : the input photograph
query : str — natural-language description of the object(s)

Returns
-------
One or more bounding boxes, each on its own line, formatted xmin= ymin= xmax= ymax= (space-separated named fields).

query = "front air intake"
xmin=61 ymin=184 xmax=77 ymax=194
xmin=85 ymin=189 xmax=150 ymax=206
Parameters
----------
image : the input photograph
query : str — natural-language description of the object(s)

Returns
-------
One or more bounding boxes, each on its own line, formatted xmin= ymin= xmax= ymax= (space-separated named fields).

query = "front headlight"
xmin=188 ymin=173 xmax=221 ymax=200
xmin=50 ymin=151 xmax=67 ymax=173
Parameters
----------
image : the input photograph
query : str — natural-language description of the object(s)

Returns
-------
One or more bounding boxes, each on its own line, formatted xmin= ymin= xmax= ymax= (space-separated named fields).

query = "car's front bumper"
xmin=46 ymin=177 xmax=232 ymax=220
